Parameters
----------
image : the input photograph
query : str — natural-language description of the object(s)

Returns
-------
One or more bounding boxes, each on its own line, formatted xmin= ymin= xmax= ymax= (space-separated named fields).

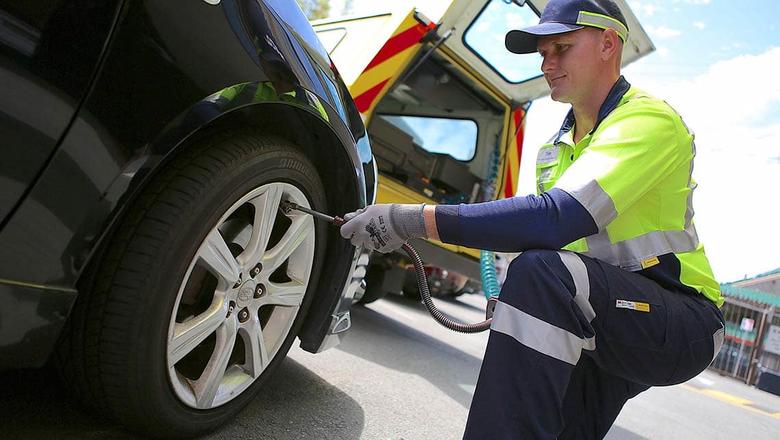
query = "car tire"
xmin=57 ymin=130 xmax=327 ymax=438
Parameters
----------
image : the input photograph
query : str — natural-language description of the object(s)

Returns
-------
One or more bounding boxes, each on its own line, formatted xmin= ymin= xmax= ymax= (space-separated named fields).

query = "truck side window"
xmin=381 ymin=115 xmax=477 ymax=162
xmin=463 ymin=0 xmax=542 ymax=84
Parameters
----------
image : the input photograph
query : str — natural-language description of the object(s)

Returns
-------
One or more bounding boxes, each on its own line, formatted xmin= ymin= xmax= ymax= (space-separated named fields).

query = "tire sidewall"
xmin=119 ymin=140 xmax=327 ymax=435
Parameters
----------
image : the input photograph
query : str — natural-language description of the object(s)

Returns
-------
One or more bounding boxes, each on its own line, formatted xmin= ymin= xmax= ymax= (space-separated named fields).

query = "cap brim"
xmin=505 ymin=22 xmax=584 ymax=54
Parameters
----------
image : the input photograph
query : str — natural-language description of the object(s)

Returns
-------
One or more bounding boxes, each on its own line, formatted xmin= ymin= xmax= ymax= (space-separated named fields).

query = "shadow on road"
xmin=605 ymin=425 xmax=650 ymax=440
xmin=0 ymin=357 xmax=365 ymax=440
xmin=340 ymin=298 xmax=486 ymax=410
xmin=0 ymin=367 xmax=136 ymax=440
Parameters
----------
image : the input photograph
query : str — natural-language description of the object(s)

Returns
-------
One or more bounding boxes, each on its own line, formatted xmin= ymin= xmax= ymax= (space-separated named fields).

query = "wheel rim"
xmin=166 ymin=182 xmax=316 ymax=409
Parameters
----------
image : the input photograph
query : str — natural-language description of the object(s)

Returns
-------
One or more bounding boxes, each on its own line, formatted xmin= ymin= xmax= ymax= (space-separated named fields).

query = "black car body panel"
xmin=0 ymin=0 xmax=373 ymax=369
xmin=0 ymin=0 xmax=122 ymax=225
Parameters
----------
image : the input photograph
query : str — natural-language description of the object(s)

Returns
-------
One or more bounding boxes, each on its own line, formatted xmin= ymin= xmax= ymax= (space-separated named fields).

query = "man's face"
xmin=537 ymin=29 xmax=603 ymax=104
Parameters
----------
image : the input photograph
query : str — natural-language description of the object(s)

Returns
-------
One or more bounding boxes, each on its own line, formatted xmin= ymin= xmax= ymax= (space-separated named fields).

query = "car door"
xmin=0 ymin=0 xmax=122 ymax=225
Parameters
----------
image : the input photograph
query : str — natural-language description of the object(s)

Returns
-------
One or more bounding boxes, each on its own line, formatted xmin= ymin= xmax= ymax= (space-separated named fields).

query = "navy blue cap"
xmin=506 ymin=0 xmax=629 ymax=54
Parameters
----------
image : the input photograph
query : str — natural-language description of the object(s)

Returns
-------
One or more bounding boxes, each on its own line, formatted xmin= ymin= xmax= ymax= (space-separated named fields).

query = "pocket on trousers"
xmin=603 ymin=296 xmax=669 ymax=350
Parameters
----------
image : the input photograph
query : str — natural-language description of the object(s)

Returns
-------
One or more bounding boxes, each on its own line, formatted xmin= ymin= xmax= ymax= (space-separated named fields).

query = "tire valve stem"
xmin=227 ymin=301 xmax=236 ymax=318
xmin=280 ymin=200 xmax=345 ymax=226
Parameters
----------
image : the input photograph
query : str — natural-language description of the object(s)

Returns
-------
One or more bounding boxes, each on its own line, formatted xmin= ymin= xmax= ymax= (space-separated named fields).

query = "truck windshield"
xmin=380 ymin=115 xmax=477 ymax=162
xmin=463 ymin=0 xmax=542 ymax=84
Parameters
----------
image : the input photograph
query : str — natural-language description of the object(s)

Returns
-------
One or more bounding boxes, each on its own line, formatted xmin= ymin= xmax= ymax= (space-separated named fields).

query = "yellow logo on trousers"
xmin=616 ymin=299 xmax=651 ymax=312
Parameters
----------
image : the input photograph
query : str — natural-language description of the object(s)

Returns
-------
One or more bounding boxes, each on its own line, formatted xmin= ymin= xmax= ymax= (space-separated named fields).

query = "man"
xmin=340 ymin=0 xmax=725 ymax=438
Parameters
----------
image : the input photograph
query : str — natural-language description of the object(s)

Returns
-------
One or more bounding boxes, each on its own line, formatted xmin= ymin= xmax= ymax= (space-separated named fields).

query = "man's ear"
xmin=601 ymin=28 xmax=621 ymax=61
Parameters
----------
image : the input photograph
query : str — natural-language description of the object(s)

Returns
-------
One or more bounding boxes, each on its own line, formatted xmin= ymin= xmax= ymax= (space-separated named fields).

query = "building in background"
xmin=710 ymin=268 xmax=780 ymax=395
xmin=731 ymin=268 xmax=780 ymax=295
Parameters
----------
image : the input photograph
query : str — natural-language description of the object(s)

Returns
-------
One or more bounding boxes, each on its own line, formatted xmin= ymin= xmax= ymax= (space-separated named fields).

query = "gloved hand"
xmin=340 ymin=204 xmax=427 ymax=253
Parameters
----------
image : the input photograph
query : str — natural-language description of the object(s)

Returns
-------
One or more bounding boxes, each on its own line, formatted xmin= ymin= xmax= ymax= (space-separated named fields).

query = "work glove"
xmin=340 ymin=204 xmax=427 ymax=253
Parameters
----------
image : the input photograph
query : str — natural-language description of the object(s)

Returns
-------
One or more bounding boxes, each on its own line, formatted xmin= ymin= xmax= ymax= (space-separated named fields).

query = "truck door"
xmin=435 ymin=0 xmax=654 ymax=197
xmin=0 ymin=1 xmax=122 ymax=225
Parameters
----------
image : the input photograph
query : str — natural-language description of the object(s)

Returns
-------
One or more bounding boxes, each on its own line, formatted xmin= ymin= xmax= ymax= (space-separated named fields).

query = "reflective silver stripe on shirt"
xmin=558 ymin=251 xmax=596 ymax=350
xmin=684 ymin=142 xmax=697 ymax=229
xmin=562 ymin=180 xmax=617 ymax=229
xmin=491 ymin=301 xmax=585 ymax=365
xmin=585 ymin=223 xmax=700 ymax=271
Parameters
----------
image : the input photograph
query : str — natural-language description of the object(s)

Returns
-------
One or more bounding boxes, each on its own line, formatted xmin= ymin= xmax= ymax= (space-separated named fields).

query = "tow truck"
xmin=314 ymin=0 xmax=653 ymax=303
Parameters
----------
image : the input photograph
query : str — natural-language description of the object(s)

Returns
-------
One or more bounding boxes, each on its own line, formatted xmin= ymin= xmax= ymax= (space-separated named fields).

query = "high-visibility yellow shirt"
xmin=536 ymin=78 xmax=723 ymax=306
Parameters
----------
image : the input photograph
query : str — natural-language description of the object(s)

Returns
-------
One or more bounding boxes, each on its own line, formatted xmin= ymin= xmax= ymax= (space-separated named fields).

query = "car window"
xmin=380 ymin=115 xmax=477 ymax=161
xmin=463 ymin=0 xmax=542 ymax=84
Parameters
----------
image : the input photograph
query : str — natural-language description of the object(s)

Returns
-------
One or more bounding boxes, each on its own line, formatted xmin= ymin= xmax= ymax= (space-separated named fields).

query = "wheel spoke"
xmin=262 ymin=215 xmax=313 ymax=273
xmin=239 ymin=184 xmax=284 ymax=267
xmin=242 ymin=319 xmax=270 ymax=378
xmin=199 ymin=229 xmax=241 ymax=286
xmin=169 ymin=299 xmax=227 ymax=365
xmin=193 ymin=316 xmax=238 ymax=408
xmin=258 ymin=280 xmax=306 ymax=307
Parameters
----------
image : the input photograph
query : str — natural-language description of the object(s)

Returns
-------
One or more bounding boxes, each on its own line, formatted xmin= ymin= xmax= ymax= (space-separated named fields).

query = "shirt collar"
xmin=553 ymin=75 xmax=631 ymax=144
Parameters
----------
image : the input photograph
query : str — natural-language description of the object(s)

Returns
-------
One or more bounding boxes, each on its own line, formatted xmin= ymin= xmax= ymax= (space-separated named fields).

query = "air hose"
xmin=403 ymin=242 xmax=493 ymax=333
xmin=280 ymin=201 xmax=494 ymax=333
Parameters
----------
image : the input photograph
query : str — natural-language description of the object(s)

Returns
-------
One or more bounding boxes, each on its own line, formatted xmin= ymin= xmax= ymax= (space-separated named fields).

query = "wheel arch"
xmin=78 ymin=93 xmax=365 ymax=352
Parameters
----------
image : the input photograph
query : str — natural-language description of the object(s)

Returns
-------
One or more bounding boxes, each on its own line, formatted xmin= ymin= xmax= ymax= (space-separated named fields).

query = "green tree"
xmin=295 ymin=0 xmax=330 ymax=20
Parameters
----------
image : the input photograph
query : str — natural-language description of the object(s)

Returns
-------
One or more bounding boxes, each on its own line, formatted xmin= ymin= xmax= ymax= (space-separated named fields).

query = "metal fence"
xmin=710 ymin=296 xmax=778 ymax=385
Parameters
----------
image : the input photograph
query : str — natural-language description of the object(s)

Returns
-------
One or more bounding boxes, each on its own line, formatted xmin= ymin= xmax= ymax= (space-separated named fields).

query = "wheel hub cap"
xmin=236 ymin=280 xmax=256 ymax=308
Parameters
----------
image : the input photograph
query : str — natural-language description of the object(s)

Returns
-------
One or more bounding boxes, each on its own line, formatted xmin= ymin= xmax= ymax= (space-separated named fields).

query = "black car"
xmin=0 ymin=0 xmax=374 ymax=437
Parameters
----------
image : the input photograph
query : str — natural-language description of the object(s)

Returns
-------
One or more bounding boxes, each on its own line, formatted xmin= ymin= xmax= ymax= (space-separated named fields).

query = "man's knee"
xmin=505 ymin=249 xmax=562 ymax=279
xmin=500 ymin=250 xmax=573 ymax=303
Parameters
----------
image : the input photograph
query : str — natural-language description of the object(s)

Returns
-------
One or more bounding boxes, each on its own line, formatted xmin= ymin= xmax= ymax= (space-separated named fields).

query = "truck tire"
xmin=356 ymin=264 xmax=388 ymax=304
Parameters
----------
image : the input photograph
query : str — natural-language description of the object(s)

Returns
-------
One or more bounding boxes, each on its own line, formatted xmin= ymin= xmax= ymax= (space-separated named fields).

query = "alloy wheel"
xmin=166 ymin=182 xmax=315 ymax=409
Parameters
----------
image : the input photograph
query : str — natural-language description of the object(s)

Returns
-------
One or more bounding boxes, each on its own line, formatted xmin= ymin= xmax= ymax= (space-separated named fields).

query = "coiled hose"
xmin=403 ymin=242 xmax=493 ymax=333
xmin=480 ymin=250 xmax=501 ymax=299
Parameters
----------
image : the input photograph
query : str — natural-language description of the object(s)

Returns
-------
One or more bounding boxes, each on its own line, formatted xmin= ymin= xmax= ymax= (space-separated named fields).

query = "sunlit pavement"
xmin=1 ymin=292 xmax=779 ymax=439
xmin=278 ymin=292 xmax=780 ymax=440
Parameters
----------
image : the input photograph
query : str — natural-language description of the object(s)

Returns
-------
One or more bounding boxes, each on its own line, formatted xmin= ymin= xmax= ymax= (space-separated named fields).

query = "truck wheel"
xmin=57 ymin=131 xmax=327 ymax=438
xmin=355 ymin=264 xmax=388 ymax=304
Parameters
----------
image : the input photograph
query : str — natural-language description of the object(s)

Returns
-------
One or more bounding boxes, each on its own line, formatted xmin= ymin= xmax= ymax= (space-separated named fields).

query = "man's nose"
xmin=541 ymin=53 xmax=558 ymax=73
xmin=541 ymin=54 xmax=555 ymax=73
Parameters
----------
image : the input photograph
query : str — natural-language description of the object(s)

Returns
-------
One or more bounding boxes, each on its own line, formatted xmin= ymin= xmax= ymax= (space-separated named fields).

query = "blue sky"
xmin=326 ymin=0 xmax=780 ymax=281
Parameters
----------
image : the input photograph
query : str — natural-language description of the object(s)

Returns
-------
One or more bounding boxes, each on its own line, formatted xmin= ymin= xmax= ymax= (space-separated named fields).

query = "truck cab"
xmin=314 ymin=0 xmax=653 ymax=302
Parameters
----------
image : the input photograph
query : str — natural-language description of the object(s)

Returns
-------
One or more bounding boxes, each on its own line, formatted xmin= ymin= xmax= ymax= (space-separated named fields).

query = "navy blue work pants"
xmin=463 ymin=250 xmax=724 ymax=440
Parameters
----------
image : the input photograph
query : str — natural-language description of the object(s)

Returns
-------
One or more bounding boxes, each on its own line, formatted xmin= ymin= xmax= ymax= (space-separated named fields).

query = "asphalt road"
xmin=2 ymin=292 xmax=779 ymax=439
